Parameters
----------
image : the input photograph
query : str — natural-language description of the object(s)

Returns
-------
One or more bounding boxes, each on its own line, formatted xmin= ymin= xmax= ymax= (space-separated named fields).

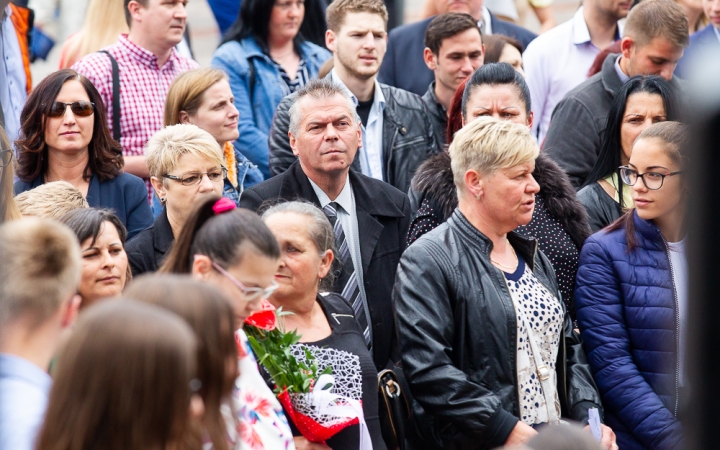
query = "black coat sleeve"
xmin=268 ymin=95 xmax=297 ymax=177
xmin=543 ymin=97 xmax=602 ymax=189
xmin=238 ymin=187 xmax=265 ymax=212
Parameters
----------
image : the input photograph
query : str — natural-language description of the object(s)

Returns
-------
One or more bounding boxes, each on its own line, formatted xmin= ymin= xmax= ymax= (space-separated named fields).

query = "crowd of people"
xmin=0 ymin=0 xmax=716 ymax=448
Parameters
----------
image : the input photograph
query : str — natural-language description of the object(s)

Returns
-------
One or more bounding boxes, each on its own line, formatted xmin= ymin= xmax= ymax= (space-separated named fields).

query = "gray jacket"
xmin=577 ymin=182 xmax=623 ymax=233
xmin=268 ymin=82 xmax=439 ymax=194
xmin=543 ymin=54 xmax=681 ymax=188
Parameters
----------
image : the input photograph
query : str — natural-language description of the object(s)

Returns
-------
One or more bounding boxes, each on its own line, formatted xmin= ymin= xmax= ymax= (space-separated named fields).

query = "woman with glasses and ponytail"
xmin=13 ymin=69 xmax=152 ymax=239
xmin=576 ymin=121 xmax=689 ymax=450
xmin=160 ymin=196 xmax=303 ymax=450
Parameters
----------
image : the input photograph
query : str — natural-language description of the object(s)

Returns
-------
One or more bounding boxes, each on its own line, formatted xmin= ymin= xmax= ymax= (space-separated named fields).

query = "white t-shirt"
xmin=667 ymin=238 xmax=688 ymax=386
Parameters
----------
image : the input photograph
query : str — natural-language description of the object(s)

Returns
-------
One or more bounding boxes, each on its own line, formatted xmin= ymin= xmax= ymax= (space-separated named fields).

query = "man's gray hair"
xmin=288 ymin=78 xmax=360 ymax=136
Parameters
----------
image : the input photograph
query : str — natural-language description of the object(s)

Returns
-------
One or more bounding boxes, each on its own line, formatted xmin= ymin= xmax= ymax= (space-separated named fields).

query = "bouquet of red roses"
xmin=244 ymin=302 xmax=370 ymax=447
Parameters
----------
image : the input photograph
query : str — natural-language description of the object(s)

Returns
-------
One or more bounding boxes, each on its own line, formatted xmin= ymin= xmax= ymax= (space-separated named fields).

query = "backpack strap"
xmin=98 ymin=50 xmax=121 ymax=143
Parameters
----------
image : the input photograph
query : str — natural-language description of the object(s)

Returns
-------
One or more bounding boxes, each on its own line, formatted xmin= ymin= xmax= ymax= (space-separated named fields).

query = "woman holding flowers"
xmin=261 ymin=201 xmax=387 ymax=450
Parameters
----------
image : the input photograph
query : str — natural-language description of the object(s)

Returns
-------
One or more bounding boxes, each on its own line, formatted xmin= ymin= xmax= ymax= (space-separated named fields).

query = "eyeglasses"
xmin=619 ymin=166 xmax=683 ymax=190
xmin=211 ymin=261 xmax=279 ymax=301
xmin=0 ymin=150 xmax=13 ymax=168
xmin=48 ymin=101 xmax=95 ymax=118
xmin=163 ymin=167 xmax=227 ymax=186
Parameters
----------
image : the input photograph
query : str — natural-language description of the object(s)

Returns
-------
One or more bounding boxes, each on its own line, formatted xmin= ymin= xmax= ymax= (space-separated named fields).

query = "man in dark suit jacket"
xmin=379 ymin=2 xmax=537 ymax=95
xmin=676 ymin=23 xmax=720 ymax=79
xmin=240 ymin=78 xmax=410 ymax=371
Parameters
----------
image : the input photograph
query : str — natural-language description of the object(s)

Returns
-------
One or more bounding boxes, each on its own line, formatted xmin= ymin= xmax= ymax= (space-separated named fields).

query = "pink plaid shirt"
xmin=72 ymin=34 xmax=199 ymax=197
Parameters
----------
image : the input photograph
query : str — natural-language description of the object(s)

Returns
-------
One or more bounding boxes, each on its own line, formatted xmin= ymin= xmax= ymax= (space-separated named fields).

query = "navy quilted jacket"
xmin=575 ymin=211 xmax=683 ymax=450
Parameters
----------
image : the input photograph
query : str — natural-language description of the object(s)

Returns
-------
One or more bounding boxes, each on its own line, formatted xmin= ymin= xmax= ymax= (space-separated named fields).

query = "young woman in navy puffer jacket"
xmin=575 ymin=122 xmax=688 ymax=450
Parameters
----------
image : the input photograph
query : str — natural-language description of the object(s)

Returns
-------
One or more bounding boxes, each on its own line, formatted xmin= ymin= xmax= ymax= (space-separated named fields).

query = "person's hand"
xmin=584 ymin=423 xmax=617 ymax=450
xmin=293 ymin=437 xmax=332 ymax=450
xmin=505 ymin=421 xmax=538 ymax=446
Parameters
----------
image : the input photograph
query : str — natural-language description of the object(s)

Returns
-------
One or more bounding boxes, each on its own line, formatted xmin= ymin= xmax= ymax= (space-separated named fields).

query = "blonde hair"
xmin=449 ymin=117 xmax=539 ymax=193
xmin=164 ymin=68 xmax=229 ymax=127
xmin=144 ymin=124 xmax=225 ymax=181
xmin=0 ymin=218 xmax=81 ymax=328
xmin=15 ymin=181 xmax=89 ymax=220
xmin=60 ymin=0 xmax=129 ymax=69
xmin=0 ymin=126 xmax=20 ymax=223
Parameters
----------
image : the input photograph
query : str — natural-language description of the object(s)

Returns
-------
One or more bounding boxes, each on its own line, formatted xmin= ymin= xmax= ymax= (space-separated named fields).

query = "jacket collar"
xmin=449 ymin=209 xmax=538 ymax=271
xmin=600 ymin=53 xmax=625 ymax=97
xmin=632 ymin=209 xmax=664 ymax=243
xmin=422 ymin=81 xmax=447 ymax=123
xmin=154 ymin=208 xmax=175 ymax=254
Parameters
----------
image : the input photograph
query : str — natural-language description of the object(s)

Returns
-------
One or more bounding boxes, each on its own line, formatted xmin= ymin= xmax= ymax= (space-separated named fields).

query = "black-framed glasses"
xmin=619 ymin=166 xmax=683 ymax=190
xmin=210 ymin=261 xmax=279 ymax=301
xmin=0 ymin=150 xmax=13 ymax=168
xmin=48 ymin=101 xmax=95 ymax=118
xmin=163 ymin=167 xmax=227 ymax=186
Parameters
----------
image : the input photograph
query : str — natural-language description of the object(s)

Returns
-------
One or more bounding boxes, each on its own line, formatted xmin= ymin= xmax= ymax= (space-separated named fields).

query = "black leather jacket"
xmin=268 ymin=83 xmax=439 ymax=194
xmin=393 ymin=210 xmax=603 ymax=449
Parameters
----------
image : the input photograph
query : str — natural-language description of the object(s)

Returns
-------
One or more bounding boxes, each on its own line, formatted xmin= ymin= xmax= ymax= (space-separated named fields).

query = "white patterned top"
xmin=503 ymin=254 xmax=564 ymax=425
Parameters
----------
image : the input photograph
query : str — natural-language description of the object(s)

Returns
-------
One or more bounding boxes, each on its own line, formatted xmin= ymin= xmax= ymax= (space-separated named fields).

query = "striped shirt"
xmin=72 ymin=34 xmax=199 ymax=198
xmin=271 ymin=58 xmax=309 ymax=96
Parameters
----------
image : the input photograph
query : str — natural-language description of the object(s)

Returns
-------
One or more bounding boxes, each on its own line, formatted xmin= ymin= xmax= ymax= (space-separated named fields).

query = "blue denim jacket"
xmin=211 ymin=36 xmax=331 ymax=178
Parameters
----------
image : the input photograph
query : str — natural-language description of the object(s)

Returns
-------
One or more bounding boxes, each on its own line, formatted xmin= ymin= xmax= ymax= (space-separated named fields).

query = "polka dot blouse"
xmin=503 ymin=253 xmax=564 ymax=426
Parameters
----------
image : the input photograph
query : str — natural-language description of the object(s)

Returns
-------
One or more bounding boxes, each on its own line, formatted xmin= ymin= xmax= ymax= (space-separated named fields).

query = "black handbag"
xmin=378 ymin=369 xmax=411 ymax=450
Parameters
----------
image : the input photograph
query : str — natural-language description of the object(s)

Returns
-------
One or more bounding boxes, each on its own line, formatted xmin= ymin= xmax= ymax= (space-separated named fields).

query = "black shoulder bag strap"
xmin=247 ymin=55 xmax=257 ymax=103
xmin=98 ymin=50 xmax=121 ymax=143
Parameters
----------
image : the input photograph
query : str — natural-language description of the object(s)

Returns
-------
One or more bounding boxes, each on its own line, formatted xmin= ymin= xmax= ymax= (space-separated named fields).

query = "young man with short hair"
xmin=423 ymin=12 xmax=484 ymax=145
xmin=523 ymin=0 xmax=629 ymax=143
xmin=268 ymin=0 xmax=438 ymax=194
xmin=0 ymin=218 xmax=82 ymax=450
xmin=544 ymin=0 xmax=688 ymax=188
xmin=72 ymin=0 xmax=198 ymax=195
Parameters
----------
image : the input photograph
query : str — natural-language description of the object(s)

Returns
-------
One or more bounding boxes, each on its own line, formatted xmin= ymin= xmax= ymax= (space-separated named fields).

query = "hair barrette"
xmin=212 ymin=197 xmax=237 ymax=215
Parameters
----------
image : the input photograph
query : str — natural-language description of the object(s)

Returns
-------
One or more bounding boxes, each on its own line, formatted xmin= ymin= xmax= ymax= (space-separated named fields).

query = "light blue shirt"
xmin=714 ymin=25 xmax=720 ymax=44
xmin=0 ymin=6 xmax=28 ymax=146
xmin=330 ymin=69 xmax=386 ymax=181
xmin=614 ymin=55 xmax=631 ymax=84
xmin=308 ymin=176 xmax=373 ymax=345
xmin=524 ymin=7 xmax=623 ymax=142
xmin=0 ymin=354 xmax=52 ymax=450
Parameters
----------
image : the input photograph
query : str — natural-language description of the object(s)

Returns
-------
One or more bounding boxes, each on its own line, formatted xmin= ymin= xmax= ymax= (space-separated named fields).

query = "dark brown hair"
xmin=124 ymin=0 xmax=149 ymax=27
xmin=161 ymin=196 xmax=280 ymax=274
xmin=35 ymin=299 xmax=199 ymax=450
xmin=15 ymin=69 xmax=123 ymax=183
xmin=482 ymin=34 xmax=523 ymax=64
xmin=125 ymin=275 xmax=239 ymax=450
xmin=606 ymin=121 xmax=688 ymax=250
xmin=424 ymin=12 xmax=481 ymax=56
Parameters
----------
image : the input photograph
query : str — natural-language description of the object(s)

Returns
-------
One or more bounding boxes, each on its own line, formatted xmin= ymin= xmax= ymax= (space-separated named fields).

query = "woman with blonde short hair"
xmin=394 ymin=118 xmax=615 ymax=449
xmin=15 ymin=181 xmax=89 ymax=219
xmin=165 ymin=68 xmax=263 ymax=206
xmin=125 ymin=124 xmax=226 ymax=277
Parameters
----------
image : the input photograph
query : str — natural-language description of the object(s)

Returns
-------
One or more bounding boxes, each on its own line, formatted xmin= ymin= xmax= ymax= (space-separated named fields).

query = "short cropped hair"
xmin=124 ymin=0 xmax=148 ymax=27
xmin=449 ymin=117 xmax=539 ymax=192
xmin=326 ymin=0 xmax=388 ymax=32
xmin=0 ymin=218 xmax=81 ymax=328
xmin=144 ymin=124 xmax=225 ymax=181
xmin=425 ymin=13 xmax=482 ymax=56
xmin=288 ymin=78 xmax=359 ymax=137
xmin=15 ymin=181 xmax=89 ymax=220
xmin=164 ymin=68 xmax=228 ymax=127
xmin=623 ymin=0 xmax=689 ymax=48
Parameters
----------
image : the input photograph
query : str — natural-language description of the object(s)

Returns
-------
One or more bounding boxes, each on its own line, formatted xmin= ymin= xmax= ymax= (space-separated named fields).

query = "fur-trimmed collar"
xmin=410 ymin=152 xmax=591 ymax=247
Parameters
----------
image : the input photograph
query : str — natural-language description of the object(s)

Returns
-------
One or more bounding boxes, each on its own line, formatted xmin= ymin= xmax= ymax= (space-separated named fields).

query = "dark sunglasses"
xmin=48 ymin=101 xmax=95 ymax=118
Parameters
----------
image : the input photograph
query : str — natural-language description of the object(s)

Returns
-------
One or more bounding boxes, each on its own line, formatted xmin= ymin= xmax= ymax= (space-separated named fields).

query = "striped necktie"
xmin=323 ymin=202 xmax=371 ymax=347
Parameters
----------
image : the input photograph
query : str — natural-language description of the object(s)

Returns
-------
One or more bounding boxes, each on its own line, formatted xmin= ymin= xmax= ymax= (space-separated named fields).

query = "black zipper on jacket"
xmin=660 ymin=234 xmax=681 ymax=417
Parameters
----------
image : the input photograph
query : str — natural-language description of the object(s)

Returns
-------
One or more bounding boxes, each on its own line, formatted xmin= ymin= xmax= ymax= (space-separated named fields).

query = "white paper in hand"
xmin=589 ymin=407 xmax=602 ymax=442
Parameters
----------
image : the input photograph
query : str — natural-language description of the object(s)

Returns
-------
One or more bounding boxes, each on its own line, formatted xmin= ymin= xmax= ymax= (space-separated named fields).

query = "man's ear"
xmin=423 ymin=47 xmax=437 ymax=71
xmin=326 ymin=29 xmax=337 ymax=53
xmin=620 ymin=37 xmax=634 ymax=59
xmin=127 ymin=0 xmax=143 ymax=23
xmin=289 ymin=132 xmax=300 ymax=157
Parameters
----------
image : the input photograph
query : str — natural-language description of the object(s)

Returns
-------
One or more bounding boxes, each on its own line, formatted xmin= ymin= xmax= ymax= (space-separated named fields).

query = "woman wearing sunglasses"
xmin=575 ymin=121 xmax=689 ymax=450
xmin=13 ymin=69 xmax=152 ymax=239
xmin=161 ymin=196 xmax=299 ymax=450
xmin=0 ymin=126 xmax=21 ymax=223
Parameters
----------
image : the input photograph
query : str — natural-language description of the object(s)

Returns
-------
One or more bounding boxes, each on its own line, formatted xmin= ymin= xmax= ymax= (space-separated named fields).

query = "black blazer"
xmin=125 ymin=208 xmax=174 ymax=277
xmin=379 ymin=14 xmax=537 ymax=96
xmin=239 ymin=161 xmax=411 ymax=371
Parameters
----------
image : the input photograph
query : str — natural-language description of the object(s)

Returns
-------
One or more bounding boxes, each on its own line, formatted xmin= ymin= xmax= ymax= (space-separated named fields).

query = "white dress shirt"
xmin=523 ymin=7 xmax=622 ymax=143
xmin=330 ymin=69 xmax=386 ymax=181
xmin=0 ymin=6 xmax=28 ymax=145
xmin=614 ymin=55 xmax=630 ymax=83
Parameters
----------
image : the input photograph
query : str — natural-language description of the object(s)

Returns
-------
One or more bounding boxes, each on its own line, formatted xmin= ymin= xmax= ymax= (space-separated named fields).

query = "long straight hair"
xmin=0 ymin=126 xmax=20 ymax=223
xmin=125 ymin=275 xmax=239 ymax=450
xmin=60 ymin=0 xmax=129 ymax=68
xmin=582 ymin=75 xmax=680 ymax=209
xmin=221 ymin=0 xmax=305 ymax=53
xmin=35 ymin=299 xmax=200 ymax=450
